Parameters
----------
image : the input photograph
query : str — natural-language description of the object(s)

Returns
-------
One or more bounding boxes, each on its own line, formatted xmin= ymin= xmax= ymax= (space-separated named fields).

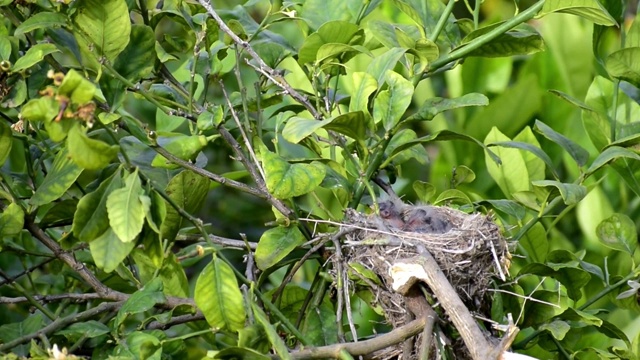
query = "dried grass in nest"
xmin=338 ymin=205 xmax=509 ymax=358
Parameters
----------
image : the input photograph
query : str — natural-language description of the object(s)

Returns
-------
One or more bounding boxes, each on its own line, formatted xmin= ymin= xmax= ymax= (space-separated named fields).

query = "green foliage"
xmin=1 ymin=0 xmax=640 ymax=359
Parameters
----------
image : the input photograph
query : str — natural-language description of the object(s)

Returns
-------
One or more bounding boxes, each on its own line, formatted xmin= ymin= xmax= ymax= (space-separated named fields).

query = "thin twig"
xmin=219 ymin=81 xmax=267 ymax=182
xmin=196 ymin=0 xmax=320 ymax=119
xmin=0 ymin=293 xmax=103 ymax=304
xmin=150 ymin=144 xmax=265 ymax=199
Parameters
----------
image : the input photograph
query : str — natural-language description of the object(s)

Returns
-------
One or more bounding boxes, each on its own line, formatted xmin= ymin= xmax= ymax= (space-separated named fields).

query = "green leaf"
xmin=519 ymin=263 xmax=591 ymax=301
xmin=324 ymin=111 xmax=368 ymax=141
xmin=56 ymin=321 xmax=110 ymax=340
xmin=413 ymin=181 xmax=435 ymax=203
xmin=298 ymin=21 xmax=360 ymax=65
xmin=315 ymin=43 xmax=368 ymax=63
xmin=30 ymin=147 xmax=83 ymax=207
xmin=390 ymin=129 xmax=501 ymax=164
xmin=145 ymin=190 xmax=166 ymax=235
xmin=433 ymin=189 xmax=472 ymax=207
xmin=532 ymin=180 xmax=587 ymax=205
xmin=14 ymin=12 xmax=68 ymax=37
xmin=596 ymin=213 xmax=637 ymax=254
xmin=89 ymin=227 xmax=136 ymax=273
xmin=115 ymin=278 xmax=166 ymax=327
xmin=197 ymin=105 xmax=224 ymax=132
xmin=483 ymin=200 xmax=526 ymax=220
xmin=114 ymin=25 xmax=155 ymax=82
xmin=252 ymin=303 xmax=292 ymax=360
xmin=452 ymin=165 xmax=476 ymax=186
xmin=255 ymin=226 xmax=305 ymax=270
xmin=151 ymin=135 xmax=209 ymax=169
xmin=72 ymin=169 xmax=124 ymax=242
xmin=385 ymin=129 xmax=428 ymax=165
xmin=159 ymin=170 xmax=209 ymax=242
xmin=106 ymin=170 xmax=147 ymax=243
xmin=586 ymin=146 xmax=640 ymax=176
xmin=262 ymin=151 xmax=325 ymax=199
xmin=67 ymin=123 xmax=119 ymax=170
xmin=484 ymin=128 xmax=530 ymax=198
xmin=519 ymin=223 xmax=548 ymax=263
xmin=539 ymin=320 xmax=571 ymax=340
xmin=534 ymin=120 xmax=589 ymax=167
xmin=487 ymin=141 xmax=559 ymax=180
xmin=0 ymin=203 xmax=24 ymax=238
xmin=406 ymin=93 xmax=489 ymax=121
xmin=582 ymin=77 xmax=613 ymax=151
xmin=73 ymin=0 xmax=131 ymax=62
xmin=124 ymin=332 xmax=161 ymax=359
xmin=606 ymin=47 xmax=640 ymax=87
xmin=366 ymin=47 xmax=407 ymax=86
xmin=282 ymin=117 xmax=332 ymax=144
xmin=348 ymin=72 xmax=377 ymax=116
xmin=461 ymin=24 xmax=544 ymax=58
xmin=159 ymin=253 xmax=189 ymax=298
xmin=373 ymin=70 xmax=414 ymax=130
xmin=11 ymin=43 xmax=60 ymax=73
xmin=391 ymin=0 xmax=460 ymax=45
xmin=101 ymin=24 xmax=156 ymax=107
xmin=194 ymin=256 xmax=246 ymax=331
xmin=540 ymin=0 xmax=617 ymax=26
xmin=0 ymin=121 xmax=11 ymax=166
xmin=58 ymin=69 xmax=96 ymax=105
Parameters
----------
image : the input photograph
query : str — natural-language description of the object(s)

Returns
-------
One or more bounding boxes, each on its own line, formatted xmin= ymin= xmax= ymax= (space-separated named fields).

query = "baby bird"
xmin=402 ymin=206 xmax=452 ymax=234
xmin=378 ymin=199 xmax=406 ymax=230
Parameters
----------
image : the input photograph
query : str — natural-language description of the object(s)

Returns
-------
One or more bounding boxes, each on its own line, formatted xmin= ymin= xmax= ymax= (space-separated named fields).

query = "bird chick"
xmin=378 ymin=199 xmax=406 ymax=230
xmin=402 ymin=206 xmax=452 ymax=234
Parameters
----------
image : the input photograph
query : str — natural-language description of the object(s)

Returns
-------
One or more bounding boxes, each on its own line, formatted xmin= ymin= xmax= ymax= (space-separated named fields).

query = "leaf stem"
xmin=428 ymin=0 xmax=545 ymax=73
xmin=429 ymin=0 xmax=456 ymax=42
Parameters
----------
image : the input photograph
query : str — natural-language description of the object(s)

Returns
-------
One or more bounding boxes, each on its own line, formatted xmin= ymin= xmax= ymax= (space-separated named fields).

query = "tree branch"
xmin=196 ymin=0 xmax=321 ymax=119
xmin=281 ymin=315 xmax=428 ymax=359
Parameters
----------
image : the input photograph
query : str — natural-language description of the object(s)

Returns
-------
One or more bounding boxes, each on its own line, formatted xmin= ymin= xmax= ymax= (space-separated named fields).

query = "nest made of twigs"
xmin=339 ymin=202 xmax=509 ymax=358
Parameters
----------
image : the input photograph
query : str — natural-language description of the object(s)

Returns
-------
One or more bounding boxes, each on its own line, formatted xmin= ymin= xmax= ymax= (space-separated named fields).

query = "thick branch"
xmin=281 ymin=315 xmax=427 ymax=359
xmin=391 ymin=250 xmax=495 ymax=360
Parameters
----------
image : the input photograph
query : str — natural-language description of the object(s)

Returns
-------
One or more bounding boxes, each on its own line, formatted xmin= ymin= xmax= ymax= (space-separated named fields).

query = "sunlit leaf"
xmin=534 ymin=120 xmax=589 ymax=167
xmin=106 ymin=170 xmax=147 ymax=243
xmin=14 ymin=12 xmax=67 ymax=37
xmin=255 ymin=226 xmax=305 ymax=270
xmin=11 ymin=44 xmax=60 ymax=73
xmin=115 ymin=278 xmax=165 ymax=326
xmin=596 ymin=213 xmax=637 ymax=254
xmin=540 ymin=0 xmax=617 ymax=25
xmin=67 ymin=123 xmax=119 ymax=170
xmin=0 ymin=203 xmax=24 ymax=238
xmin=262 ymin=151 xmax=325 ymax=199
xmin=73 ymin=169 xmax=124 ymax=242
xmin=606 ymin=47 xmax=640 ymax=87
xmin=484 ymin=128 xmax=529 ymax=198
xmin=90 ymin=227 xmax=136 ymax=273
xmin=73 ymin=0 xmax=131 ymax=61
xmin=195 ymin=256 xmax=246 ymax=331
xmin=30 ymin=147 xmax=83 ymax=207
xmin=373 ymin=70 xmax=414 ymax=130
xmin=532 ymin=180 xmax=587 ymax=205
xmin=406 ymin=93 xmax=489 ymax=121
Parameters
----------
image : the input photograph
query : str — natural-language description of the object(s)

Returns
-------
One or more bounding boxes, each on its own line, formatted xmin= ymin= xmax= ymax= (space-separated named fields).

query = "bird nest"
xmin=338 ymin=200 xmax=510 ymax=358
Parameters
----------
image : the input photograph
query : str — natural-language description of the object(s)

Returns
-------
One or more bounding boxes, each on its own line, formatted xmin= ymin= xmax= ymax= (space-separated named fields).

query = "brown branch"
xmin=145 ymin=312 xmax=205 ymax=330
xmin=280 ymin=315 xmax=428 ymax=359
xmin=25 ymin=216 xmax=124 ymax=300
xmin=196 ymin=0 xmax=320 ymax=120
xmin=176 ymin=233 xmax=257 ymax=250
xmin=391 ymin=249 xmax=496 ymax=360
xmin=150 ymin=144 xmax=265 ymax=199
xmin=0 ymin=301 xmax=123 ymax=352
xmin=0 ymin=293 xmax=103 ymax=304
